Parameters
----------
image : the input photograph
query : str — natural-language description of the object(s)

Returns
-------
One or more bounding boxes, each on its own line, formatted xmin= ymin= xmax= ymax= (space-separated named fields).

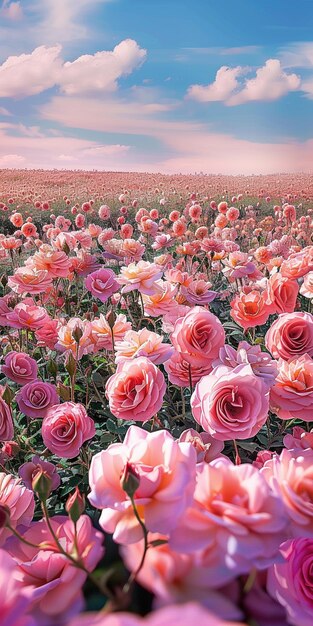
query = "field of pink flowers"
xmin=0 ymin=169 xmax=312 ymax=626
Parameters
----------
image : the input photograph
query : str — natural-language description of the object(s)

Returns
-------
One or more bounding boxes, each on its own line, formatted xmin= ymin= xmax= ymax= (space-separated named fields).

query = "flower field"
xmin=0 ymin=169 xmax=312 ymax=626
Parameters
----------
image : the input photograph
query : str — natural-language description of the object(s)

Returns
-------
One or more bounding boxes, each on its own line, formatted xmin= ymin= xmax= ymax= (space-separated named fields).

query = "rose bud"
xmin=65 ymin=486 xmax=85 ymax=523
xmin=32 ymin=469 xmax=53 ymax=501
xmin=121 ymin=462 xmax=140 ymax=499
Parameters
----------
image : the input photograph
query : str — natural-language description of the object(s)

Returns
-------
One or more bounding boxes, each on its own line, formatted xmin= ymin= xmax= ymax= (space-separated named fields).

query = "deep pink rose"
xmin=265 ymin=312 xmax=313 ymax=360
xmin=171 ymin=306 xmax=225 ymax=368
xmin=105 ymin=356 xmax=166 ymax=422
xmin=2 ymin=351 xmax=38 ymax=385
xmin=85 ymin=268 xmax=119 ymax=303
xmin=191 ymin=364 xmax=269 ymax=441
xmin=0 ymin=389 xmax=14 ymax=441
xmin=16 ymin=380 xmax=59 ymax=419
xmin=42 ymin=402 xmax=95 ymax=458
xmin=268 ymin=538 xmax=313 ymax=626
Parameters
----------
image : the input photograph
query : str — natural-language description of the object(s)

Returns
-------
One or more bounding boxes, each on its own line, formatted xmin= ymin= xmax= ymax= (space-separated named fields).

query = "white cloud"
xmin=228 ymin=59 xmax=301 ymax=105
xmin=187 ymin=59 xmax=301 ymax=106
xmin=0 ymin=153 xmax=26 ymax=166
xmin=280 ymin=42 xmax=313 ymax=68
xmin=60 ymin=40 xmax=146 ymax=95
xmin=0 ymin=0 xmax=23 ymax=21
xmin=0 ymin=40 xmax=146 ymax=98
xmin=81 ymin=144 xmax=130 ymax=156
xmin=32 ymin=0 xmax=112 ymax=45
xmin=187 ymin=66 xmax=244 ymax=102
xmin=0 ymin=45 xmax=62 ymax=97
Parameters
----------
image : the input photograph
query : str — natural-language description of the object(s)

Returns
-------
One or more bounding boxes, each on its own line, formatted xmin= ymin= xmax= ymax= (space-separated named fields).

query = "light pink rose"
xmin=6 ymin=299 xmax=50 ymax=330
xmin=268 ymin=538 xmax=313 ymax=626
xmin=16 ymin=379 xmax=60 ymax=420
xmin=0 ymin=473 xmax=34 ymax=546
xmin=171 ymin=459 xmax=287 ymax=577
xmin=270 ymin=354 xmax=313 ymax=421
xmin=191 ymin=364 xmax=269 ymax=441
xmin=115 ymin=328 xmax=173 ymax=365
xmin=265 ymin=312 xmax=313 ymax=360
xmin=6 ymin=515 xmax=104 ymax=624
xmin=68 ymin=602 xmax=248 ymax=626
xmin=42 ymin=402 xmax=95 ymax=458
xmin=283 ymin=425 xmax=313 ymax=451
xmin=105 ymin=357 xmax=166 ymax=422
xmin=88 ymin=425 xmax=196 ymax=544
xmin=1 ymin=351 xmax=38 ymax=385
xmin=171 ymin=306 xmax=225 ymax=368
xmin=85 ymin=268 xmax=119 ymax=303
xmin=0 ymin=549 xmax=35 ymax=626
xmin=262 ymin=447 xmax=313 ymax=536
xmin=118 ymin=260 xmax=163 ymax=295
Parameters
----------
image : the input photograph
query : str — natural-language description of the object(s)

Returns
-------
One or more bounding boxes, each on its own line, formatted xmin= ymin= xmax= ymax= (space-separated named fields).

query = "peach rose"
xmin=115 ymin=328 xmax=173 ymax=365
xmin=171 ymin=306 xmax=225 ymax=368
xmin=230 ymin=290 xmax=274 ymax=330
xmin=265 ymin=312 xmax=313 ymax=360
xmin=88 ymin=425 xmax=196 ymax=544
xmin=191 ymin=364 xmax=269 ymax=441
xmin=270 ymin=354 xmax=313 ymax=421
xmin=118 ymin=260 xmax=162 ymax=295
xmin=280 ymin=245 xmax=313 ymax=279
xmin=105 ymin=357 xmax=166 ymax=421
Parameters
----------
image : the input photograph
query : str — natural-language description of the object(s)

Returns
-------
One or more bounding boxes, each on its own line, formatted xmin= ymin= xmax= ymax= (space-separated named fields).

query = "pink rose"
xmin=191 ymin=364 xmax=269 ymax=441
xmin=1 ymin=351 xmax=38 ymax=385
xmin=16 ymin=380 xmax=60 ymax=419
xmin=6 ymin=515 xmax=104 ymax=624
xmin=171 ymin=306 xmax=225 ymax=368
xmin=68 ymin=603 xmax=248 ymax=626
xmin=85 ymin=268 xmax=119 ymax=303
xmin=268 ymin=538 xmax=313 ymax=626
xmin=283 ymin=425 xmax=313 ymax=451
xmin=270 ymin=354 xmax=313 ymax=421
xmin=267 ymin=273 xmax=299 ymax=314
xmin=105 ymin=356 xmax=166 ymax=422
xmin=88 ymin=425 xmax=196 ymax=544
xmin=265 ymin=312 xmax=313 ymax=360
xmin=164 ymin=350 xmax=213 ymax=387
xmin=0 ymin=549 xmax=35 ymax=626
xmin=212 ymin=341 xmax=278 ymax=389
xmin=178 ymin=429 xmax=224 ymax=463
xmin=171 ymin=459 xmax=287 ymax=577
xmin=262 ymin=447 xmax=313 ymax=536
xmin=42 ymin=402 xmax=95 ymax=458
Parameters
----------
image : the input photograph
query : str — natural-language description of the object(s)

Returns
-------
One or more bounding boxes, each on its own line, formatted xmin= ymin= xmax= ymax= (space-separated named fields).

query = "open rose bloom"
xmin=1 ymin=180 xmax=313 ymax=624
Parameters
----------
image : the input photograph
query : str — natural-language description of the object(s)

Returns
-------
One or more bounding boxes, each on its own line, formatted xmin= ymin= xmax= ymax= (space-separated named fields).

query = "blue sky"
xmin=0 ymin=0 xmax=313 ymax=173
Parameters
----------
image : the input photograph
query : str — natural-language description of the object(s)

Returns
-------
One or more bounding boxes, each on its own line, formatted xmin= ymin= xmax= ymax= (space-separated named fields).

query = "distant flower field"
xmin=0 ymin=169 xmax=312 ymax=626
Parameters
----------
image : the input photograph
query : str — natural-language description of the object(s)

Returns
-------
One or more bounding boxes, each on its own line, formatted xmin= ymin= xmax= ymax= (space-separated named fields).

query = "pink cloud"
xmin=187 ymin=66 xmax=244 ymax=102
xmin=0 ymin=0 xmax=23 ymax=21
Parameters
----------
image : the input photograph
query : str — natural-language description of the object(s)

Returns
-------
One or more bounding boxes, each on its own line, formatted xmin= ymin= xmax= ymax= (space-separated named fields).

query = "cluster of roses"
xmin=0 ymin=187 xmax=312 ymax=626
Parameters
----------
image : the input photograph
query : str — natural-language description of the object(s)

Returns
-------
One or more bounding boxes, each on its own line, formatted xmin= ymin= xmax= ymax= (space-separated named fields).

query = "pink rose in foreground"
xmin=6 ymin=515 xmax=104 ymax=624
xmin=122 ymin=536 xmax=242 ymax=619
xmin=191 ymin=364 xmax=269 ymax=441
xmin=1 ymin=351 xmax=38 ymax=385
xmin=270 ymin=354 xmax=313 ymax=421
xmin=16 ymin=379 xmax=60 ymax=419
xmin=88 ymin=425 xmax=196 ymax=544
xmin=171 ymin=306 xmax=225 ymax=368
xmin=268 ymin=538 xmax=313 ymax=626
xmin=68 ymin=602 xmax=248 ymax=626
xmin=265 ymin=311 xmax=313 ymax=360
xmin=0 ymin=548 xmax=35 ymax=626
xmin=42 ymin=402 xmax=95 ymax=458
xmin=171 ymin=459 xmax=287 ymax=576
xmin=262 ymin=447 xmax=313 ymax=536
xmin=19 ymin=455 xmax=60 ymax=491
xmin=105 ymin=356 xmax=166 ymax=422
xmin=85 ymin=268 xmax=119 ymax=303
xmin=0 ymin=473 xmax=34 ymax=546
